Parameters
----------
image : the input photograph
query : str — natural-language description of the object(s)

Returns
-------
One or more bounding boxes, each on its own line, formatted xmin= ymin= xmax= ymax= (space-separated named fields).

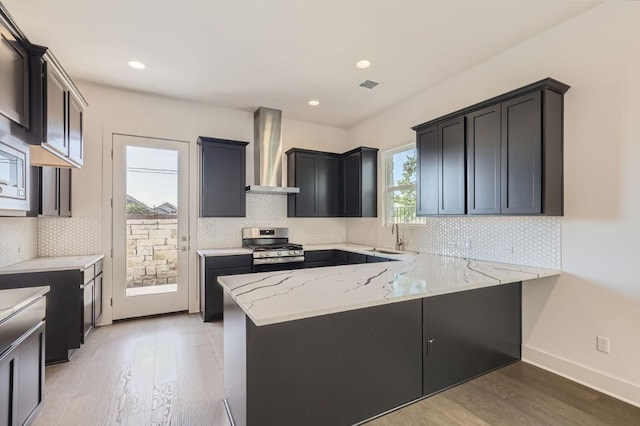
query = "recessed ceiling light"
xmin=356 ymin=60 xmax=371 ymax=69
xmin=128 ymin=60 xmax=146 ymax=70
xmin=308 ymin=100 xmax=320 ymax=106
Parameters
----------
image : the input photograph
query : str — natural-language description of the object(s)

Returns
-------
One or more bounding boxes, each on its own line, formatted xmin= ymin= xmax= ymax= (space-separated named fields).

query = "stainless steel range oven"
xmin=242 ymin=227 xmax=304 ymax=272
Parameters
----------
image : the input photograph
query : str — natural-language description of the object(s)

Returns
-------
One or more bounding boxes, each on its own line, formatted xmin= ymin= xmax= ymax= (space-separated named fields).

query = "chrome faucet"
xmin=391 ymin=223 xmax=404 ymax=251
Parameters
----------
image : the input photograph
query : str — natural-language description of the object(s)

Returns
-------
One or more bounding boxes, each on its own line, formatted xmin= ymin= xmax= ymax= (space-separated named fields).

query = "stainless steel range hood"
xmin=246 ymin=107 xmax=299 ymax=194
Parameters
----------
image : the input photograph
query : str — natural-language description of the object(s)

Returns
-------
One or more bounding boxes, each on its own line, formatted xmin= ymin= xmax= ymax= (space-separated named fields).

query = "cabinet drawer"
xmin=83 ymin=264 xmax=95 ymax=284
xmin=206 ymin=255 xmax=252 ymax=270
xmin=304 ymin=250 xmax=334 ymax=263
xmin=0 ymin=297 xmax=45 ymax=357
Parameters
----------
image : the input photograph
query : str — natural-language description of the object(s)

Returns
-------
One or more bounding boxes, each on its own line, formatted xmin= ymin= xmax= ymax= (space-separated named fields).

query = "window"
xmin=384 ymin=144 xmax=424 ymax=225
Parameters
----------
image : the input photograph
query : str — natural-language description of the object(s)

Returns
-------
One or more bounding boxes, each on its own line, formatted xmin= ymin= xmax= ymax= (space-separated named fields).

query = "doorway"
xmin=112 ymin=134 xmax=189 ymax=320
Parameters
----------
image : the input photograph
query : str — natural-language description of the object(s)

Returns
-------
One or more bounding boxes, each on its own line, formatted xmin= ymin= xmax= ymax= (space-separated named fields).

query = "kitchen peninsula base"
xmin=223 ymin=282 xmax=522 ymax=426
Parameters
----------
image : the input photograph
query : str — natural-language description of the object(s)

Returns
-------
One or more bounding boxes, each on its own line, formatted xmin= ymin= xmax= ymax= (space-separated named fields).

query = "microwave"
xmin=0 ymin=137 xmax=30 ymax=213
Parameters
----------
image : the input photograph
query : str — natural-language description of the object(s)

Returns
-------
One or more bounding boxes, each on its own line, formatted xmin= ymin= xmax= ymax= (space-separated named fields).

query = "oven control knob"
xmin=260 ymin=252 xmax=266 ymax=257
xmin=277 ymin=251 xmax=282 ymax=256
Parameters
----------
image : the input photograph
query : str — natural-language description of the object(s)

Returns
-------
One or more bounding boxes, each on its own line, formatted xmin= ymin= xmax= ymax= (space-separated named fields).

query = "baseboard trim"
xmin=522 ymin=345 xmax=640 ymax=408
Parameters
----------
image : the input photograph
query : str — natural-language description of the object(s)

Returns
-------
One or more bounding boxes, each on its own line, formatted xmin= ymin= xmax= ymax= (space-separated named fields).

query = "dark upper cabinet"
xmin=0 ymin=18 xmax=29 ymax=128
xmin=417 ymin=117 xmax=466 ymax=215
xmin=414 ymin=78 xmax=569 ymax=217
xmin=199 ymin=137 xmax=248 ymax=217
xmin=39 ymin=167 xmax=71 ymax=217
xmin=27 ymin=47 xmax=87 ymax=168
xmin=67 ymin=93 xmax=83 ymax=166
xmin=343 ymin=147 xmax=378 ymax=217
xmin=287 ymin=147 xmax=375 ymax=218
xmin=416 ymin=126 xmax=439 ymax=215
xmin=287 ymin=150 xmax=319 ymax=217
xmin=501 ymin=91 xmax=542 ymax=214
xmin=467 ymin=105 xmax=501 ymax=214
xmin=317 ymin=154 xmax=341 ymax=217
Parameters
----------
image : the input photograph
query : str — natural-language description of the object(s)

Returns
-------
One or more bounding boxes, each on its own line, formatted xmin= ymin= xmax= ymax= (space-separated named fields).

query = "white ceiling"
xmin=3 ymin=0 xmax=598 ymax=128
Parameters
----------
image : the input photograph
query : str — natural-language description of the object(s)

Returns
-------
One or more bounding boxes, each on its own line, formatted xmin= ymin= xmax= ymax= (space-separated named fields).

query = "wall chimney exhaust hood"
xmin=246 ymin=107 xmax=299 ymax=194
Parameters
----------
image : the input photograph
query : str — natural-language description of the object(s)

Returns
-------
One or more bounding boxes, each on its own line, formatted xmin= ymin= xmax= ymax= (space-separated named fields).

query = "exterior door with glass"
xmin=112 ymin=134 xmax=189 ymax=320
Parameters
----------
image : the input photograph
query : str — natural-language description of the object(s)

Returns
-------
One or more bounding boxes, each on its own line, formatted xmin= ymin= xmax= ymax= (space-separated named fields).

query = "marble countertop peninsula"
xmin=0 ymin=255 xmax=104 ymax=275
xmin=218 ymin=243 xmax=560 ymax=326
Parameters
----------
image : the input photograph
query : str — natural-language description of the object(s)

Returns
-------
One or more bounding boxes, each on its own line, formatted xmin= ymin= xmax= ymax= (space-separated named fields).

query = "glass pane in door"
xmin=125 ymin=146 xmax=179 ymax=297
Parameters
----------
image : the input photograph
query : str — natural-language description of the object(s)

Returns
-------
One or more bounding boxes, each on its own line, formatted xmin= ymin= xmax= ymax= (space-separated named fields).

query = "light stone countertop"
xmin=0 ymin=255 xmax=104 ymax=275
xmin=0 ymin=286 xmax=50 ymax=323
xmin=197 ymin=248 xmax=252 ymax=257
xmin=218 ymin=243 xmax=560 ymax=326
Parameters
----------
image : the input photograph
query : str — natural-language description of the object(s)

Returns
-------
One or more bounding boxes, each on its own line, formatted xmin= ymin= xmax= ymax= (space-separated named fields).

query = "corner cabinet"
xmin=414 ymin=78 xmax=569 ymax=216
xmin=286 ymin=147 xmax=377 ymax=218
xmin=286 ymin=149 xmax=341 ymax=217
xmin=343 ymin=147 xmax=378 ymax=217
xmin=28 ymin=46 xmax=87 ymax=168
xmin=199 ymin=137 xmax=248 ymax=217
xmin=416 ymin=117 xmax=466 ymax=215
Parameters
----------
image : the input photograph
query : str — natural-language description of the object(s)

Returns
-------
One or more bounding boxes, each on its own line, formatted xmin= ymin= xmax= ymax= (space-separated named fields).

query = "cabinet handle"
xmin=426 ymin=338 xmax=435 ymax=356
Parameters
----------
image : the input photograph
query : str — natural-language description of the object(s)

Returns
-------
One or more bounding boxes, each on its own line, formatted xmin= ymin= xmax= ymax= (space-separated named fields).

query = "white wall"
xmin=347 ymin=2 xmax=640 ymax=406
xmin=73 ymin=82 xmax=348 ymax=325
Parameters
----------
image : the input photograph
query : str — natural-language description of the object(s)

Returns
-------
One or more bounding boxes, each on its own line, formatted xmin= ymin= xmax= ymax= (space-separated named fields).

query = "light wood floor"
xmin=34 ymin=313 xmax=640 ymax=426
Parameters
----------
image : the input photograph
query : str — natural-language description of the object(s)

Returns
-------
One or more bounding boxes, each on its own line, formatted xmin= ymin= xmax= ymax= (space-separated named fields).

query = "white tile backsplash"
xmin=0 ymin=217 xmax=37 ymax=268
xmin=38 ymin=217 xmax=102 ymax=257
xmin=347 ymin=216 xmax=561 ymax=269
xmin=197 ymin=193 xmax=347 ymax=248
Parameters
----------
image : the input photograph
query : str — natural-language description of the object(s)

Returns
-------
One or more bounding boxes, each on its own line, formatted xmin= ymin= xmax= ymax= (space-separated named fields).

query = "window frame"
xmin=383 ymin=143 xmax=424 ymax=226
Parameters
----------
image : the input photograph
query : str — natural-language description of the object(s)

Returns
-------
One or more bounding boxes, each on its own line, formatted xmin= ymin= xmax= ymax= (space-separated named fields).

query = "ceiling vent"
xmin=359 ymin=80 xmax=379 ymax=89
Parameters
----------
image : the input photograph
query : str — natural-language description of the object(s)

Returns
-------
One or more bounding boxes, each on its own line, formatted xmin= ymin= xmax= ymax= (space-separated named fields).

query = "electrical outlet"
xmin=596 ymin=336 xmax=610 ymax=354
xmin=461 ymin=239 xmax=471 ymax=250
xmin=446 ymin=241 xmax=457 ymax=248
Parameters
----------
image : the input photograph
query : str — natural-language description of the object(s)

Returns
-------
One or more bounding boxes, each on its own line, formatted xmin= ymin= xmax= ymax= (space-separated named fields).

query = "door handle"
xmin=426 ymin=338 xmax=435 ymax=356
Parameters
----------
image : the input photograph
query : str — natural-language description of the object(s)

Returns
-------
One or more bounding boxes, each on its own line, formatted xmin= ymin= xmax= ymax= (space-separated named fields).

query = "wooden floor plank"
xmin=31 ymin=313 xmax=640 ymax=426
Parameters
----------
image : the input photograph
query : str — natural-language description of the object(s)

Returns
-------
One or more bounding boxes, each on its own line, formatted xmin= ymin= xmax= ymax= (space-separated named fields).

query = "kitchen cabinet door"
xmin=82 ymin=280 xmax=94 ymax=342
xmin=0 ymin=21 xmax=29 ymax=128
xmin=416 ymin=126 xmax=439 ymax=215
xmin=45 ymin=69 xmax=68 ymax=157
xmin=39 ymin=167 xmax=71 ymax=217
xmin=67 ymin=94 xmax=83 ymax=166
xmin=501 ymin=91 xmax=542 ymax=214
xmin=0 ymin=352 xmax=12 ymax=426
xmin=94 ymin=273 xmax=103 ymax=324
xmin=439 ymin=117 xmax=466 ymax=215
xmin=467 ymin=105 xmax=501 ymax=214
xmin=317 ymin=154 xmax=341 ymax=217
xmin=199 ymin=137 xmax=248 ymax=217
xmin=289 ymin=152 xmax=318 ymax=217
xmin=422 ymin=282 xmax=521 ymax=396
xmin=15 ymin=324 xmax=44 ymax=426
xmin=343 ymin=147 xmax=377 ymax=217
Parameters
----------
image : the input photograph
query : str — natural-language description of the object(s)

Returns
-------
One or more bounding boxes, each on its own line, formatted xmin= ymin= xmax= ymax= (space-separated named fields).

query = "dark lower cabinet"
xmin=200 ymin=255 xmax=252 ymax=322
xmin=422 ymin=282 xmax=521 ymax=395
xmin=0 ymin=260 xmax=102 ymax=364
xmin=199 ymin=137 xmax=249 ymax=217
xmin=0 ymin=322 xmax=45 ymax=426
xmin=225 ymin=295 xmax=423 ymax=426
xmin=347 ymin=252 xmax=366 ymax=264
